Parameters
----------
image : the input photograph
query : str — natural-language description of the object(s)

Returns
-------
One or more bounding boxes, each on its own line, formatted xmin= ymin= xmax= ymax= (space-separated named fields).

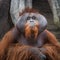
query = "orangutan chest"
xmin=17 ymin=35 xmax=45 ymax=47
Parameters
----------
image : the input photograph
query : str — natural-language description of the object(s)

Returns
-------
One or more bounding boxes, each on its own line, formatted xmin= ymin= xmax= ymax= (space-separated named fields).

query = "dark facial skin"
xmin=16 ymin=13 xmax=47 ymax=47
xmin=16 ymin=13 xmax=47 ymax=33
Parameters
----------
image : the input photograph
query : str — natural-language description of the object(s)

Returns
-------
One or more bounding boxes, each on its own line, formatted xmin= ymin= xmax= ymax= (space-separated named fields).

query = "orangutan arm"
xmin=45 ymin=29 xmax=60 ymax=47
xmin=0 ymin=27 xmax=19 ymax=56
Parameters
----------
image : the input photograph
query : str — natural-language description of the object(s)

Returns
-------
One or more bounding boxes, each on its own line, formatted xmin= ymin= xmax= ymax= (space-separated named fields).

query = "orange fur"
xmin=0 ymin=29 xmax=60 ymax=60
xmin=19 ymin=8 xmax=39 ymax=16
xmin=0 ymin=8 xmax=60 ymax=60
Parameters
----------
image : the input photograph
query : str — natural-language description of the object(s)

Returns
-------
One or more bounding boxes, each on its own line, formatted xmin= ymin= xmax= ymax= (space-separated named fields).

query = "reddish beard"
xmin=25 ymin=25 xmax=39 ymax=40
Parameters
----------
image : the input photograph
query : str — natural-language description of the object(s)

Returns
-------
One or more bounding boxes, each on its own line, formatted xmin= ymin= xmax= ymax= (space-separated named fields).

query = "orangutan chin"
xmin=0 ymin=8 xmax=60 ymax=60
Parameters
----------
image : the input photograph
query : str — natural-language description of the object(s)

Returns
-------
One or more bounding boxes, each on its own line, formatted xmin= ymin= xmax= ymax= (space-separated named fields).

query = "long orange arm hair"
xmin=45 ymin=29 xmax=60 ymax=47
xmin=0 ymin=27 xmax=19 ymax=56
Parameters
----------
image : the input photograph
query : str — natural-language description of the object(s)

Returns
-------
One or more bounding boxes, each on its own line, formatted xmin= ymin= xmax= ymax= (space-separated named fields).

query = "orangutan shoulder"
xmin=44 ymin=29 xmax=56 ymax=39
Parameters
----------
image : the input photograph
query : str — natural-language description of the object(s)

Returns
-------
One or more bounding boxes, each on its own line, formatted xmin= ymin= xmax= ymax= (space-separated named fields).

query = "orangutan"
xmin=0 ymin=8 xmax=60 ymax=60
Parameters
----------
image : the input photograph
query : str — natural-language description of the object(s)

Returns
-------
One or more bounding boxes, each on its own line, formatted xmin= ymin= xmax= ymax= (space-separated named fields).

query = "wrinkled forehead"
xmin=23 ymin=13 xmax=38 ymax=17
xmin=23 ymin=13 xmax=47 ymax=20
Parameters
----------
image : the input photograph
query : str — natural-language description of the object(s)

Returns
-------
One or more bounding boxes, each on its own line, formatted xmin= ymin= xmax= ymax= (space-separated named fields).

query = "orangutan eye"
xmin=32 ymin=16 xmax=36 ymax=20
xmin=27 ymin=16 xmax=31 ymax=20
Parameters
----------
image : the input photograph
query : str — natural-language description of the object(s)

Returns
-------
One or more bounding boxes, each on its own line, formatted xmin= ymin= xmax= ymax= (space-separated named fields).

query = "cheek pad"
xmin=16 ymin=13 xmax=29 ymax=32
xmin=36 ymin=14 xmax=47 ymax=33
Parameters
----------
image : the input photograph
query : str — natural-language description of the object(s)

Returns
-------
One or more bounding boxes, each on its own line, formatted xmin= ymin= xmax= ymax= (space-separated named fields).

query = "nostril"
xmin=30 ymin=21 xmax=34 ymax=22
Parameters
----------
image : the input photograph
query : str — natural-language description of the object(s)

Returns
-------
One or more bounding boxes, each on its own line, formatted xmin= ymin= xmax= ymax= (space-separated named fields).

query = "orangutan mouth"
xmin=25 ymin=25 xmax=38 ymax=39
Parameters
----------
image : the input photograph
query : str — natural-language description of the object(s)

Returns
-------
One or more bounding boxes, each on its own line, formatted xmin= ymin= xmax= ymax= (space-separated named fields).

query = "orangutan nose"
xmin=30 ymin=20 xmax=34 ymax=22
xmin=29 ymin=21 xmax=35 ymax=28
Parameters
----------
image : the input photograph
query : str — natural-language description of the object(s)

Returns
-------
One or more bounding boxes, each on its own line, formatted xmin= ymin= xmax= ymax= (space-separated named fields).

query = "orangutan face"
xmin=25 ymin=13 xmax=39 ymax=39
xmin=16 ymin=13 xmax=47 ymax=39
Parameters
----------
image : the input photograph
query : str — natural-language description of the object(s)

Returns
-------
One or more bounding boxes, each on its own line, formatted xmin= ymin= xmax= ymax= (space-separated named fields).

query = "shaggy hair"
xmin=2 ymin=44 xmax=59 ymax=60
xmin=0 ymin=8 xmax=60 ymax=60
xmin=19 ymin=8 xmax=39 ymax=16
